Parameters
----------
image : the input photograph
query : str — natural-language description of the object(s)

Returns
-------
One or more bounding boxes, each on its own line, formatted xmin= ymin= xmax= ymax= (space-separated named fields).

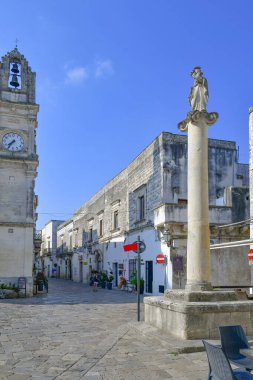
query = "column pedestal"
xmin=144 ymin=289 xmax=253 ymax=339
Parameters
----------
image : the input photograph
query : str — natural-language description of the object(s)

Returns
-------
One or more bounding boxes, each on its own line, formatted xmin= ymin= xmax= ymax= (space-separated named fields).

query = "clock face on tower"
xmin=2 ymin=132 xmax=24 ymax=152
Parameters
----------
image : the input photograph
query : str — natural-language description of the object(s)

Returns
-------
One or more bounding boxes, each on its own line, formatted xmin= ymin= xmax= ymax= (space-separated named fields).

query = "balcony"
xmin=56 ymin=247 xmax=73 ymax=257
xmin=34 ymin=230 xmax=42 ymax=255
xmin=154 ymin=203 xmax=232 ymax=229
xmin=42 ymin=248 xmax=53 ymax=256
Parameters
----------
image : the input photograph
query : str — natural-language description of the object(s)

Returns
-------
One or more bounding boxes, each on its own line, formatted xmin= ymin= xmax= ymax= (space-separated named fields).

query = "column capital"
xmin=178 ymin=110 xmax=219 ymax=132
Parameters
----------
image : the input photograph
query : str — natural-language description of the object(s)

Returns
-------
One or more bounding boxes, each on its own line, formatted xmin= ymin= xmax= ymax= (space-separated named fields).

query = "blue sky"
xmin=1 ymin=0 xmax=252 ymax=229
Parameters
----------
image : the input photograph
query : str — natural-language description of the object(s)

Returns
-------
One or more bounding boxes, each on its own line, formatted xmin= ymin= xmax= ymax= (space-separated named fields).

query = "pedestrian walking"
xmin=93 ymin=273 xmax=99 ymax=291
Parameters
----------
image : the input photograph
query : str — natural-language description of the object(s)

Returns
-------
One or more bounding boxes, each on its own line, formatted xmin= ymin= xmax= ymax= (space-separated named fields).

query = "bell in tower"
xmin=0 ymin=47 xmax=36 ymax=103
xmin=9 ymin=62 xmax=21 ymax=88
xmin=11 ymin=62 xmax=19 ymax=74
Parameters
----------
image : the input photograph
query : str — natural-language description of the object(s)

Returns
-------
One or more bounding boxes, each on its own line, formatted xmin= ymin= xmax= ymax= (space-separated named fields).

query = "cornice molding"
xmin=0 ymin=222 xmax=35 ymax=228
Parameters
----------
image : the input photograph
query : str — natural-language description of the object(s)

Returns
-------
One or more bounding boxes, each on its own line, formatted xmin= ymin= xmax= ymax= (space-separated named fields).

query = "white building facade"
xmin=40 ymin=220 xmax=64 ymax=278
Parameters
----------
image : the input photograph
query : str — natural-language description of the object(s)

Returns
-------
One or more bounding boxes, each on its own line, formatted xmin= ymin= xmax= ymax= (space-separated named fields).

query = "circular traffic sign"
xmin=133 ymin=241 xmax=146 ymax=253
xmin=156 ymin=254 xmax=165 ymax=264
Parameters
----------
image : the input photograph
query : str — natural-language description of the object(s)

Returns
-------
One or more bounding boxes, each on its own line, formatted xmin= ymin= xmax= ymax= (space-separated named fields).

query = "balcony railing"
xmin=35 ymin=230 xmax=41 ymax=239
xmin=42 ymin=248 xmax=52 ymax=256
xmin=56 ymin=247 xmax=73 ymax=256
xmin=34 ymin=230 xmax=42 ymax=253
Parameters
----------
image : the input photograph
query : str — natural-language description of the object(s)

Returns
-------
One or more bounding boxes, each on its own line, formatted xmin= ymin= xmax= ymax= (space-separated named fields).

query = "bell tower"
xmin=0 ymin=47 xmax=39 ymax=295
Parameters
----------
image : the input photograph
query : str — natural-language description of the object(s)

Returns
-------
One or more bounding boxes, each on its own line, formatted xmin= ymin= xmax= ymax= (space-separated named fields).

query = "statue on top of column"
xmin=178 ymin=66 xmax=218 ymax=132
xmin=189 ymin=67 xmax=208 ymax=112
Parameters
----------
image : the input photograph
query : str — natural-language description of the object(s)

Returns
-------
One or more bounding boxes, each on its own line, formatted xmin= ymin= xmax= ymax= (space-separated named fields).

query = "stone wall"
xmin=212 ymin=246 xmax=250 ymax=286
xmin=73 ymin=135 xmax=164 ymax=244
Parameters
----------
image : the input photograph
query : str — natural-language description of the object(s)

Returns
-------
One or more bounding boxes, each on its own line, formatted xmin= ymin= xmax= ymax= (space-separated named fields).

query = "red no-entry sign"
xmin=156 ymin=254 xmax=165 ymax=264
xmin=248 ymin=249 xmax=253 ymax=260
xmin=123 ymin=243 xmax=138 ymax=252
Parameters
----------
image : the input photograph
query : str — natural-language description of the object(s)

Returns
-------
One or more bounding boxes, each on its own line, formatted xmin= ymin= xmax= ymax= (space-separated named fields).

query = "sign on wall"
xmin=248 ymin=250 xmax=253 ymax=265
xmin=172 ymin=256 xmax=184 ymax=272
xmin=156 ymin=254 xmax=165 ymax=264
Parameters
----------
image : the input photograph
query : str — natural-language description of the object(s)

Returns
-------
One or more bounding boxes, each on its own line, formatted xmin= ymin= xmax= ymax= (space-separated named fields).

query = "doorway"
xmin=79 ymin=261 xmax=83 ymax=283
xmin=69 ymin=259 xmax=72 ymax=280
xmin=113 ymin=262 xmax=118 ymax=287
xmin=145 ymin=261 xmax=153 ymax=293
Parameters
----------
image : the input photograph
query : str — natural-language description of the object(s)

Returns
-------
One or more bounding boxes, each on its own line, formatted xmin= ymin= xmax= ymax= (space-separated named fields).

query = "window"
xmin=74 ymin=228 xmax=79 ymax=247
xmin=129 ymin=259 xmax=136 ymax=280
xmin=133 ymin=184 xmax=146 ymax=224
xmin=111 ymin=200 xmax=120 ymax=232
xmin=113 ymin=210 xmax=119 ymax=230
xmin=139 ymin=195 xmax=145 ymax=220
xmin=97 ymin=210 xmax=104 ymax=237
xmin=88 ymin=218 xmax=94 ymax=242
xmin=99 ymin=219 xmax=103 ymax=237
xmin=82 ymin=229 xmax=86 ymax=245
xmin=89 ymin=228 xmax=93 ymax=242
xmin=69 ymin=235 xmax=72 ymax=249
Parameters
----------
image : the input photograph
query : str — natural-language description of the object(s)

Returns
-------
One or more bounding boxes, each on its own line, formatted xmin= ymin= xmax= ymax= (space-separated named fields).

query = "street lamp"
xmin=163 ymin=229 xmax=171 ymax=246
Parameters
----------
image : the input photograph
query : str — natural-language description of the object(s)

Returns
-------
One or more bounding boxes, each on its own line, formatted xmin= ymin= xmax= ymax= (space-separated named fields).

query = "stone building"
xmin=54 ymin=132 xmax=249 ymax=295
xmin=0 ymin=48 xmax=39 ymax=295
xmin=40 ymin=220 xmax=64 ymax=278
xmin=55 ymin=219 xmax=73 ymax=280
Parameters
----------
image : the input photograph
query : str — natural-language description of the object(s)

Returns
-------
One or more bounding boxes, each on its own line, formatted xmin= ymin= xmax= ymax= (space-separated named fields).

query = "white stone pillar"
xmin=178 ymin=111 xmax=218 ymax=291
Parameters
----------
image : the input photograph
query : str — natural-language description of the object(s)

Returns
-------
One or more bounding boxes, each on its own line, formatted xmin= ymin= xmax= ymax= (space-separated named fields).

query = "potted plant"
xmin=36 ymin=272 xmax=45 ymax=291
xmin=107 ymin=273 xmax=114 ymax=290
xmin=36 ymin=272 xmax=48 ymax=292
xmin=100 ymin=272 xmax=108 ymax=289
xmin=130 ymin=272 xmax=144 ymax=294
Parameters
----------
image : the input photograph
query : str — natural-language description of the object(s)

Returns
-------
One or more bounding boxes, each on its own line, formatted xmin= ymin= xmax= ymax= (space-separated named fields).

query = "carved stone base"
xmin=144 ymin=290 xmax=253 ymax=339
xmin=178 ymin=110 xmax=219 ymax=132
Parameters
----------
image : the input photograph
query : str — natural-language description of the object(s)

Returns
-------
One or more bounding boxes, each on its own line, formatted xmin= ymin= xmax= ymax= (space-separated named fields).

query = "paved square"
xmin=0 ymin=279 xmax=208 ymax=379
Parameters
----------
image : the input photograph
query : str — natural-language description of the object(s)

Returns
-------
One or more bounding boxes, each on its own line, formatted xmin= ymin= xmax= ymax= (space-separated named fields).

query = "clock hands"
xmin=8 ymin=139 xmax=15 ymax=148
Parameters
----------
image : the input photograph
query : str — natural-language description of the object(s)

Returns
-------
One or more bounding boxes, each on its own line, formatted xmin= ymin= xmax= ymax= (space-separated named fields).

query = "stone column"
xmin=178 ymin=111 xmax=218 ymax=291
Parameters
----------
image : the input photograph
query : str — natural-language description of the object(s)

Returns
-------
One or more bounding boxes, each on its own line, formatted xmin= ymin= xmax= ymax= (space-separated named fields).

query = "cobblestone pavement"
xmin=0 ymin=279 xmax=209 ymax=380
